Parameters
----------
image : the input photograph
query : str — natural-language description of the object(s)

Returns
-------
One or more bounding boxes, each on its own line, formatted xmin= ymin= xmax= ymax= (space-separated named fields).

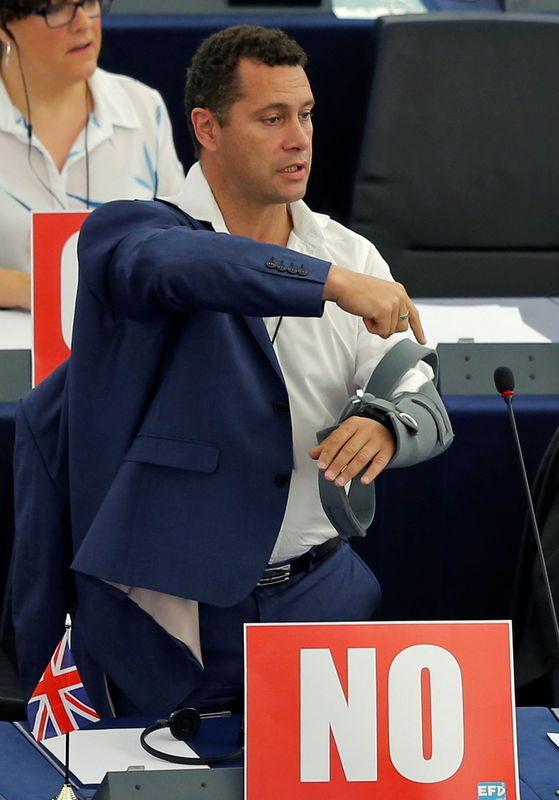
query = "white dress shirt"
xmin=0 ymin=68 xmax=184 ymax=276
xmin=169 ymin=163 xmax=431 ymax=562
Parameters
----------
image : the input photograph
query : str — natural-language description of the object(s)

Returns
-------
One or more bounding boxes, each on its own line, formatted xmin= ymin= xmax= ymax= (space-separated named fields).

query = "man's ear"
xmin=191 ymin=108 xmax=220 ymax=153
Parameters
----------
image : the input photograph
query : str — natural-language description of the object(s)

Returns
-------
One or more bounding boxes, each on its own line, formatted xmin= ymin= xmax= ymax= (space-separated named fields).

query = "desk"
xmin=0 ymin=708 xmax=557 ymax=799
xmin=0 ymin=716 xmax=243 ymax=800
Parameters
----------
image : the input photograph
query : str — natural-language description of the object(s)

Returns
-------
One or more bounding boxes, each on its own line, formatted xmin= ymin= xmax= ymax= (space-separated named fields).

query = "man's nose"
xmin=285 ymin=118 xmax=312 ymax=150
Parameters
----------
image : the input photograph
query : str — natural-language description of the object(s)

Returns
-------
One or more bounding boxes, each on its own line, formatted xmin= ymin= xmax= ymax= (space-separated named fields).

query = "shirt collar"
xmin=87 ymin=68 xmax=142 ymax=131
xmin=0 ymin=75 xmax=29 ymax=138
xmin=170 ymin=161 xmax=229 ymax=232
xmin=168 ymin=161 xmax=330 ymax=250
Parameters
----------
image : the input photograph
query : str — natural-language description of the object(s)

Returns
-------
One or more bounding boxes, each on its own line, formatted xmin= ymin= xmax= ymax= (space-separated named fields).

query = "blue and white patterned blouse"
xmin=0 ymin=67 xmax=184 ymax=274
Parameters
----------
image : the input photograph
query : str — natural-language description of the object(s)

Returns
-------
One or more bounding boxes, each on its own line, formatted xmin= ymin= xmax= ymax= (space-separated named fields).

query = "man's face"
xmin=210 ymin=58 xmax=314 ymax=210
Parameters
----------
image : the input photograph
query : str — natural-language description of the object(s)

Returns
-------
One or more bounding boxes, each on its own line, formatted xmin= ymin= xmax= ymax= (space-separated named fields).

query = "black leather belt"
xmin=256 ymin=536 xmax=342 ymax=587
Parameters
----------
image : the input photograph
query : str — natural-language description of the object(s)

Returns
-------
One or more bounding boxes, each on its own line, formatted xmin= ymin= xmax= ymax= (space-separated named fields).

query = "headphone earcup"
xmin=168 ymin=707 xmax=201 ymax=740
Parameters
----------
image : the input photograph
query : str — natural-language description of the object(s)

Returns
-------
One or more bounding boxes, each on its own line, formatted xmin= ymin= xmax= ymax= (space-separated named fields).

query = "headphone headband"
xmin=140 ymin=707 xmax=243 ymax=766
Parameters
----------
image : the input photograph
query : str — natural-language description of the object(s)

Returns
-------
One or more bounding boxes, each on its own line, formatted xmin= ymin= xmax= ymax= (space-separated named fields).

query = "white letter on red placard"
xmin=60 ymin=232 xmax=80 ymax=348
xmin=388 ymin=644 xmax=464 ymax=782
xmin=299 ymin=647 xmax=377 ymax=783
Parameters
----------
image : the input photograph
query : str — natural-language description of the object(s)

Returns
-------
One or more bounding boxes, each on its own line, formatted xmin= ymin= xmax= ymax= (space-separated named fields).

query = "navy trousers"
xmin=110 ymin=538 xmax=381 ymax=715
xmin=185 ymin=538 xmax=381 ymax=711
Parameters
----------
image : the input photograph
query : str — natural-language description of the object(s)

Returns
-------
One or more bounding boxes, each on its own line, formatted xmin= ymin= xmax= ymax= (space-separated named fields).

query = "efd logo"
xmin=478 ymin=782 xmax=507 ymax=798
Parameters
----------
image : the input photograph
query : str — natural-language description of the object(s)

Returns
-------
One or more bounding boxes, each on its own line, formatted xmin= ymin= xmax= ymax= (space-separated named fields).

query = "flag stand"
xmin=52 ymin=733 xmax=78 ymax=800
xmin=52 ymin=786 xmax=78 ymax=800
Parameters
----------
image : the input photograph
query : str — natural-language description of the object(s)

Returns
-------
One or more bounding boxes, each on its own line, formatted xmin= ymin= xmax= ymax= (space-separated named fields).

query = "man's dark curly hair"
xmin=185 ymin=25 xmax=308 ymax=158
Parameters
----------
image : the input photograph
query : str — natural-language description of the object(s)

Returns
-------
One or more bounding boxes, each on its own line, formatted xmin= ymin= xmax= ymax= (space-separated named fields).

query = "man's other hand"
xmin=309 ymin=416 xmax=396 ymax=487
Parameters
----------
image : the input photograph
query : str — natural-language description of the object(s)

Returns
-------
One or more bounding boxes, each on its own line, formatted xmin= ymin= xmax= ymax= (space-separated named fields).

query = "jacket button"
xmin=297 ymin=268 xmax=309 ymax=276
xmin=274 ymin=474 xmax=290 ymax=488
xmin=266 ymin=261 xmax=277 ymax=269
xmin=273 ymin=401 xmax=289 ymax=415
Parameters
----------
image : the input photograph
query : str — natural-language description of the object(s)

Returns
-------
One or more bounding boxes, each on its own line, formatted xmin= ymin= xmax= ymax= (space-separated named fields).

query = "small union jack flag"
xmin=27 ymin=628 xmax=100 ymax=741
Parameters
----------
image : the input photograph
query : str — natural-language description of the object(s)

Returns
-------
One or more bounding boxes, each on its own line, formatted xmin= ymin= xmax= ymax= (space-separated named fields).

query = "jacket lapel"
xmin=244 ymin=315 xmax=285 ymax=384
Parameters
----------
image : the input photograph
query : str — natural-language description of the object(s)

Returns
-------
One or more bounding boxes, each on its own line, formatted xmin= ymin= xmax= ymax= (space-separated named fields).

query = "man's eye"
xmin=301 ymin=111 xmax=313 ymax=122
xmin=263 ymin=116 xmax=280 ymax=125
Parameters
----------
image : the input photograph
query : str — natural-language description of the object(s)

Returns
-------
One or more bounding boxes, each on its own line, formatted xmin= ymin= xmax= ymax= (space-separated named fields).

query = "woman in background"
xmin=0 ymin=0 xmax=184 ymax=309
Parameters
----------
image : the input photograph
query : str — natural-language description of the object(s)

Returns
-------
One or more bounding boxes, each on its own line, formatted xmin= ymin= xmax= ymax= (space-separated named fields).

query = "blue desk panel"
xmin=353 ymin=394 xmax=559 ymax=622
xmin=0 ymin=708 xmax=557 ymax=799
xmin=2 ymin=394 xmax=558 ymax=632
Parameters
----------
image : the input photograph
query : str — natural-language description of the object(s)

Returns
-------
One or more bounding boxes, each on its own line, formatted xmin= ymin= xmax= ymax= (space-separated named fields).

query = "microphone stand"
xmin=501 ymin=392 xmax=559 ymax=657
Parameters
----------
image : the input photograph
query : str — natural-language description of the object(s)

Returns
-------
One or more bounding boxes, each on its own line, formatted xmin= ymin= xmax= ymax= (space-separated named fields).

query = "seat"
xmin=349 ymin=13 xmax=559 ymax=297
xmin=0 ymin=637 xmax=25 ymax=721
xmin=512 ymin=425 xmax=559 ymax=707
xmin=0 ymin=421 xmax=25 ymax=721
xmin=0 ymin=566 xmax=25 ymax=722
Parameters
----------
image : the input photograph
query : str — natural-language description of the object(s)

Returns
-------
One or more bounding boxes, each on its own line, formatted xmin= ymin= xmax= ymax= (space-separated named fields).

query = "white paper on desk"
xmin=332 ymin=0 xmax=427 ymax=18
xmin=42 ymin=727 xmax=208 ymax=785
xmin=0 ymin=309 xmax=31 ymax=349
xmin=416 ymin=304 xmax=551 ymax=345
xmin=547 ymin=731 xmax=559 ymax=748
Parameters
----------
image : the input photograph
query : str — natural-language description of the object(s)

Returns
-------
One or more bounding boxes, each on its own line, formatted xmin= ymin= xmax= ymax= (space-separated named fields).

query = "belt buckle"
xmin=257 ymin=563 xmax=291 ymax=587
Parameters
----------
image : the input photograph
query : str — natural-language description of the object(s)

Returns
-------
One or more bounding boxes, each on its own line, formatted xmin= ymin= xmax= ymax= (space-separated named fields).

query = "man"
xmin=12 ymin=26 xmax=452 ymax=717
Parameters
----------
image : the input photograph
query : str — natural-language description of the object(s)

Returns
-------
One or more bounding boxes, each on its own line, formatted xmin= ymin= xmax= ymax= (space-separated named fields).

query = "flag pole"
xmin=52 ymin=618 xmax=79 ymax=800
xmin=51 ymin=733 xmax=79 ymax=800
xmin=65 ymin=733 xmax=70 ymax=784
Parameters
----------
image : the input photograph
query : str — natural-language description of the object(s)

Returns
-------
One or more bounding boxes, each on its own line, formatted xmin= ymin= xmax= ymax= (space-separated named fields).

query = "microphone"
xmin=493 ymin=366 xmax=559 ymax=657
xmin=493 ymin=365 xmax=514 ymax=396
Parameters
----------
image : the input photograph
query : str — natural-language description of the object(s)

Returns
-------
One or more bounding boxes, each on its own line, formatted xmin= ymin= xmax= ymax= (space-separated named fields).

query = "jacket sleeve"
xmin=76 ymin=199 xmax=331 ymax=322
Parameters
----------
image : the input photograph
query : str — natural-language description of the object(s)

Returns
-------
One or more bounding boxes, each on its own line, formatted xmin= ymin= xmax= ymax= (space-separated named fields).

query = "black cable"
xmin=12 ymin=35 xmax=65 ymax=209
xmin=84 ymin=82 xmax=90 ymax=209
xmin=271 ymin=315 xmax=283 ymax=345
xmin=11 ymin=31 xmax=90 ymax=210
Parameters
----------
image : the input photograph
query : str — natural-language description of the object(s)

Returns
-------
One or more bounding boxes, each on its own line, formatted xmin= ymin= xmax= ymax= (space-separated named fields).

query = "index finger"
xmin=408 ymin=302 xmax=426 ymax=345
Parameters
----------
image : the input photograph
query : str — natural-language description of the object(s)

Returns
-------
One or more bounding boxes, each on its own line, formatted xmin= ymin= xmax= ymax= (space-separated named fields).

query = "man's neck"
xmin=221 ymin=201 xmax=293 ymax=248
xmin=200 ymin=162 xmax=293 ymax=247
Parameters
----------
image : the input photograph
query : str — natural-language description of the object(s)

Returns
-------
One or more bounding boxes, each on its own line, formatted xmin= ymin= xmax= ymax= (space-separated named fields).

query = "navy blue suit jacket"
xmin=13 ymin=198 xmax=332 ymax=714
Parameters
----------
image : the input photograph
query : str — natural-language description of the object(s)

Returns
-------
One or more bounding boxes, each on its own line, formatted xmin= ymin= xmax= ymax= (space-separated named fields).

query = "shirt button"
xmin=272 ymin=401 xmax=289 ymax=415
xmin=274 ymin=474 xmax=290 ymax=488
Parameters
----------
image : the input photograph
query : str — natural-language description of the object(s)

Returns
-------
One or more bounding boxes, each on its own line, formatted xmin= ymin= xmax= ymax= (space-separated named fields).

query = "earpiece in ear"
xmin=1 ymin=23 xmax=16 ymax=42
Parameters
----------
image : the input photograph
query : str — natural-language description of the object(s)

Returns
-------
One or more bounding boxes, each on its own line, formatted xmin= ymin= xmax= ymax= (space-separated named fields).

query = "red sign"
xmin=244 ymin=621 xmax=518 ymax=800
xmin=32 ymin=211 xmax=88 ymax=385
